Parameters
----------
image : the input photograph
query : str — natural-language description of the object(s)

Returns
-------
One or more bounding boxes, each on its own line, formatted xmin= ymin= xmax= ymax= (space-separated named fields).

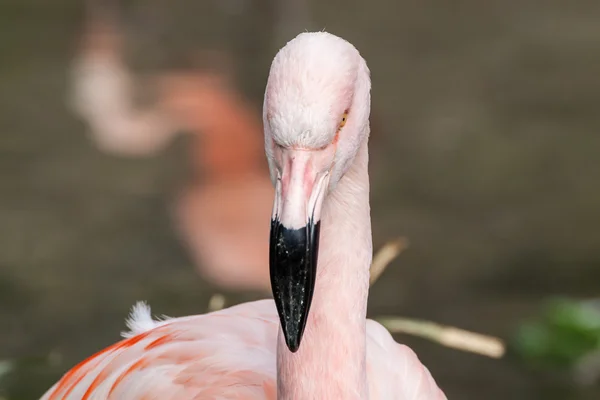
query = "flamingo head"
xmin=263 ymin=32 xmax=371 ymax=352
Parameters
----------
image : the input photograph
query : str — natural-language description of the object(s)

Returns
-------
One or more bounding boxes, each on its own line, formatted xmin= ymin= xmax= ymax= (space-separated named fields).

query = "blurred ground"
xmin=1 ymin=1 xmax=599 ymax=399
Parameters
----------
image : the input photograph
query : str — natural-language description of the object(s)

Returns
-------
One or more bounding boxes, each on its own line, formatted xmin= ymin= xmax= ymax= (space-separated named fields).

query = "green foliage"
xmin=512 ymin=298 xmax=600 ymax=369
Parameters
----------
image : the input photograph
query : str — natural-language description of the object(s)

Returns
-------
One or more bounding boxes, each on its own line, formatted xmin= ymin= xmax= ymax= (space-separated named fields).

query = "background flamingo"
xmin=41 ymin=32 xmax=446 ymax=400
xmin=70 ymin=5 xmax=272 ymax=291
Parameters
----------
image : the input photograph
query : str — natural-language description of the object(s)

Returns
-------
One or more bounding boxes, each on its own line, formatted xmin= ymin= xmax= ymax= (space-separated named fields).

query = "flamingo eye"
xmin=338 ymin=110 xmax=349 ymax=130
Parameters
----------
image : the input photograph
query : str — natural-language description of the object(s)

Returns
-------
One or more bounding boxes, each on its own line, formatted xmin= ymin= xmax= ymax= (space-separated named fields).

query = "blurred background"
xmin=1 ymin=0 xmax=600 ymax=399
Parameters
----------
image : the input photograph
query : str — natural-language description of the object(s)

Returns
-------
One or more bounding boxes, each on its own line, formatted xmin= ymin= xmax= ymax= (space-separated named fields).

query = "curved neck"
xmin=161 ymin=73 xmax=267 ymax=181
xmin=276 ymin=141 xmax=372 ymax=399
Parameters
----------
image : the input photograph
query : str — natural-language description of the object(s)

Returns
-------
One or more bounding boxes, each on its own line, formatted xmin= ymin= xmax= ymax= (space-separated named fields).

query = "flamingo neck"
xmin=185 ymin=88 xmax=267 ymax=182
xmin=276 ymin=142 xmax=372 ymax=399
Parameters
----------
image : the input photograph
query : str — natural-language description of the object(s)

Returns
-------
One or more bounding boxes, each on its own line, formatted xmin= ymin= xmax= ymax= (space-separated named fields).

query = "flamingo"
xmin=69 ymin=3 xmax=273 ymax=291
xmin=44 ymin=32 xmax=447 ymax=399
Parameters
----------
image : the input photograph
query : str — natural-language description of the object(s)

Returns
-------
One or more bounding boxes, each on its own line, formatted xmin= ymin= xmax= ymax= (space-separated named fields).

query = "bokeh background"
xmin=1 ymin=0 xmax=599 ymax=399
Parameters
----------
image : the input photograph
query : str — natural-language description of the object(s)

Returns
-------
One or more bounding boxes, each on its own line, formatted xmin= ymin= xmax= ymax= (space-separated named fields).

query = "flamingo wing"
xmin=41 ymin=300 xmax=278 ymax=400
xmin=366 ymin=319 xmax=447 ymax=400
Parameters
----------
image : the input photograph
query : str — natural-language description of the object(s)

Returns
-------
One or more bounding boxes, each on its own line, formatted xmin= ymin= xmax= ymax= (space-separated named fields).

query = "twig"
xmin=207 ymin=294 xmax=227 ymax=312
xmin=370 ymin=237 xmax=409 ymax=286
xmin=376 ymin=317 xmax=505 ymax=358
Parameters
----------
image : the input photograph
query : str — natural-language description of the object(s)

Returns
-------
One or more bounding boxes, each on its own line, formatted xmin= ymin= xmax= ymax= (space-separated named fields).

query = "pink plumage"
xmin=42 ymin=301 xmax=443 ymax=399
xmin=41 ymin=31 xmax=447 ymax=399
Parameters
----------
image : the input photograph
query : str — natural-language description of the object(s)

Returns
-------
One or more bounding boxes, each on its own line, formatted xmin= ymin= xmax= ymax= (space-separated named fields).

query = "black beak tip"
xmin=280 ymin=311 xmax=307 ymax=353
xmin=285 ymin=335 xmax=301 ymax=353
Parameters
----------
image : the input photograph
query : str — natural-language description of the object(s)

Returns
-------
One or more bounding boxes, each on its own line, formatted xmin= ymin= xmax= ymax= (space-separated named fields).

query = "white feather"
xmin=121 ymin=301 xmax=171 ymax=338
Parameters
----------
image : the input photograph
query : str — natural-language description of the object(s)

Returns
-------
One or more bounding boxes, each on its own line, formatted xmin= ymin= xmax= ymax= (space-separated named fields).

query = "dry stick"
xmin=207 ymin=293 xmax=227 ymax=312
xmin=369 ymin=237 xmax=505 ymax=358
xmin=376 ymin=317 xmax=505 ymax=358
xmin=370 ymin=237 xmax=409 ymax=286
xmin=370 ymin=237 xmax=506 ymax=358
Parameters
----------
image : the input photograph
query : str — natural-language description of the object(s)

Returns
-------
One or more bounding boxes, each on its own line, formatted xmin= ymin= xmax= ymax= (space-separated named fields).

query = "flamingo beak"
xmin=269 ymin=149 xmax=331 ymax=352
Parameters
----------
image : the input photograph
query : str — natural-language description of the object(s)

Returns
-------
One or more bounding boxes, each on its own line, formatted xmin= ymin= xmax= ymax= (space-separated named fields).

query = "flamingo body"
xmin=174 ymin=173 xmax=273 ymax=291
xmin=42 ymin=301 xmax=444 ymax=400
